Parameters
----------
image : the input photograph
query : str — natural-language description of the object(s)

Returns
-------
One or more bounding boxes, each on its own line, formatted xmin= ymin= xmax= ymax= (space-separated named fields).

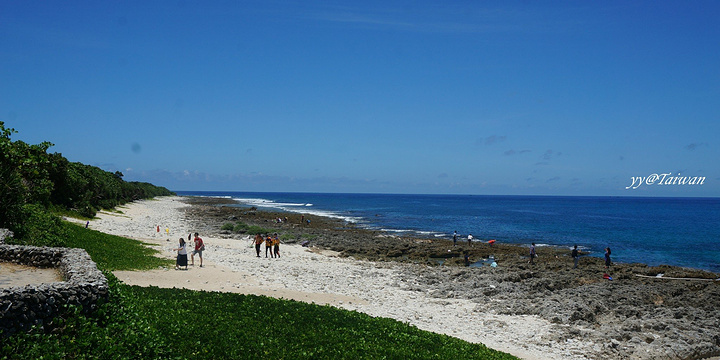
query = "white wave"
xmin=529 ymin=243 xmax=551 ymax=248
xmin=379 ymin=229 xmax=445 ymax=238
xmin=232 ymin=197 xmax=359 ymax=223
xmin=380 ymin=229 xmax=409 ymax=233
xmin=232 ymin=197 xmax=274 ymax=206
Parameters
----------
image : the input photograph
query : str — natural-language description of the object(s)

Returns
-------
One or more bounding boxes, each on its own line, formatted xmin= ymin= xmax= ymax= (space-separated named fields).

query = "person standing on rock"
xmin=453 ymin=231 xmax=458 ymax=246
xmin=604 ymin=247 xmax=612 ymax=269
xmin=572 ymin=245 xmax=579 ymax=269
xmin=467 ymin=233 xmax=473 ymax=247
xmin=191 ymin=232 xmax=204 ymax=267
xmin=530 ymin=243 xmax=537 ymax=265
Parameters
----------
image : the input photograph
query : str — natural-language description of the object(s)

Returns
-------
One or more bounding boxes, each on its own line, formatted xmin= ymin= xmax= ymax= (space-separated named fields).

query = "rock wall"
xmin=0 ymin=244 xmax=108 ymax=337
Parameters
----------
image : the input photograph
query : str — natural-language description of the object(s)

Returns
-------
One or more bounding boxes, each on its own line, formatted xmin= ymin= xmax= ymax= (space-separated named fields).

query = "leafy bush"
xmin=5 ymin=204 xmax=67 ymax=247
xmin=233 ymin=223 xmax=250 ymax=233
xmin=218 ymin=222 xmax=255 ymax=233
xmin=0 ymin=122 xmax=55 ymax=236
xmin=246 ymin=225 xmax=272 ymax=235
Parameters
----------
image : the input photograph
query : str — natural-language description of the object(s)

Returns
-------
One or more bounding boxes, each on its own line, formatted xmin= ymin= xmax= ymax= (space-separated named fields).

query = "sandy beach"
xmin=86 ymin=196 xmax=719 ymax=360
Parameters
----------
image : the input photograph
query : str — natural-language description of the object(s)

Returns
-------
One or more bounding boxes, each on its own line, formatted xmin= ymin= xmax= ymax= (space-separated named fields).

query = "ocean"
xmin=176 ymin=191 xmax=720 ymax=273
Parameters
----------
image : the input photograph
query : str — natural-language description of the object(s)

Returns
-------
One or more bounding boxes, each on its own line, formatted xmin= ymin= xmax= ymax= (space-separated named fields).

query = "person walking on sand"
xmin=191 ymin=232 xmax=204 ymax=267
xmin=273 ymin=233 xmax=280 ymax=258
xmin=175 ymin=237 xmax=188 ymax=270
xmin=530 ymin=243 xmax=537 ymax=265
xmin=265 ymin=234 xmax=274 ymax=258
xmin=604 ymin=247 xmax=612 ymax=269
xmin=572 ymin=245 xmax=579 ymax=269
xmin=254 ymin=233 xmax=264 ymax=257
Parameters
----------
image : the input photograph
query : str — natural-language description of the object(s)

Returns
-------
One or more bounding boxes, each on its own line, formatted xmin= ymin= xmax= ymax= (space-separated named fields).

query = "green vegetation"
xmin=63 ymin=222 xmax=173 ymax=271
xmin=246 ymin=225 xmax=272 ymax=235
xmin=233 ymin=222 xmax=250 ymax=233
xmin=0 ymin=121 xmax=173 ymax=245
xmin=220 ymin=221 xmax=271 ymax=235
xmin=3 ymin=274 xmax=516 ymax=360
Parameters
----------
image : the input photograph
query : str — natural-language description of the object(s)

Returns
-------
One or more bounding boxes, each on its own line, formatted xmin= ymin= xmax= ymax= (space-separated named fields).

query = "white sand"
xmin=85 ymin=196 xmax=597 ymax=360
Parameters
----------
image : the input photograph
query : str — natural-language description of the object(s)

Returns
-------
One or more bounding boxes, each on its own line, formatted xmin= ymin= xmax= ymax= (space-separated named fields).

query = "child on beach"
xmin=175 ymin=238 xmax=188 ymax=270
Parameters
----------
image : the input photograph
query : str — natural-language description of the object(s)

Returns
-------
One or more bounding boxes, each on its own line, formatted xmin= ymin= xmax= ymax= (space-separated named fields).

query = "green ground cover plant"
xmin=3 ymin=273 xmax=517 ymax=360
xmin=63 ymin=222 xmax=173 ymax=271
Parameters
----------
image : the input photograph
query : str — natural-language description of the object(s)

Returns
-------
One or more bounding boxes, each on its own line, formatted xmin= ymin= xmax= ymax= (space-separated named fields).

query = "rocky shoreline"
xmin=181 ymin=196 xmax=720 ymax=359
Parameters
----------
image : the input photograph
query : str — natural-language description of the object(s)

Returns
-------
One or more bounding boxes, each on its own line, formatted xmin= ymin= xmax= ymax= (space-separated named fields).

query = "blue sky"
xmin=2 ymin=1 xmax=718 ymax=196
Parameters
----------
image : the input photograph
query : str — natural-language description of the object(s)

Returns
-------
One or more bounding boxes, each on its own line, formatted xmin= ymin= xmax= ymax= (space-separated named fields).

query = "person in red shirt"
xmin=191 ymin=232 xmax=204 ymax=267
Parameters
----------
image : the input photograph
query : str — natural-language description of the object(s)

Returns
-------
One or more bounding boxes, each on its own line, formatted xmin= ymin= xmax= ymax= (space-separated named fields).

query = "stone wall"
xmin=0 ymin=243 xmax=108 ymax=337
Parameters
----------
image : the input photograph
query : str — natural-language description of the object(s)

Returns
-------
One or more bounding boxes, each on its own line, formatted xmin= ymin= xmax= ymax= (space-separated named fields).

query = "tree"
xmin=0 ymin=120 xmax=173 ymax=244
xmin=0 ymin=121 xmax=60 ymax=243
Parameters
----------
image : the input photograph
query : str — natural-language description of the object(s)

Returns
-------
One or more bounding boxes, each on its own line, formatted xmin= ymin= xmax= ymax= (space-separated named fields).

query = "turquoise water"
xmin=178 ymin=191 xmax=720 ymax=272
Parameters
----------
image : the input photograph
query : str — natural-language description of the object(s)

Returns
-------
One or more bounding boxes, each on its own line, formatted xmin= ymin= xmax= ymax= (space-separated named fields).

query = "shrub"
xmin=220 ymin=223 xmax=234 ymax=231
xmin=6 ymin=204 xmax=67 ymax=247
xmin=246 ymin=225 xmax=271 ymax=235
xmin=233 ymin=223 xmax=250 ymax=233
